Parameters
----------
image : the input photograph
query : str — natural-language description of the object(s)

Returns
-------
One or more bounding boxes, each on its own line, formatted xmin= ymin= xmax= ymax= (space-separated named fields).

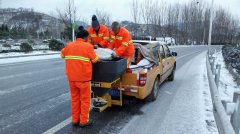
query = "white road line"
xmin=0 ymin=59 xmax=63 ymax=67
xmin=176 ymin=50 xmax=203 ymax=61
xmin=0 ymin=93 xmax=70 ymax=131
xmin=0 ymin=76 xmax=65 ymax=96
xmin=164 ymin=91 xmax=172 ymax=95
xmin=43 ymin=105 xmax=94 ymax=134
xmin=0 ymin=56 xmax=61 ymax=66
xmin=43 ymin=117 xmax=71 ymax=134
xmin=0 ymin=67 xmax=63 ymax=81
xmin=42 ymin=50 xmax=205 ymax=134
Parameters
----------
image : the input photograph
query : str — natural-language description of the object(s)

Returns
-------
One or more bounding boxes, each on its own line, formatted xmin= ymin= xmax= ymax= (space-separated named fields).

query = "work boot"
xmin=72 ymin=121 xmax=79 ymax=127
xmin=93 ymin=98 xmax=107 ymax=107
xmin=79 ymin=120 xmax=93 ymax=128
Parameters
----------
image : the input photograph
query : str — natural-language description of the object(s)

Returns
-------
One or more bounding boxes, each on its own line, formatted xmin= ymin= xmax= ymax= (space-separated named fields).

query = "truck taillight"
xmin=126 ymin=69 xmax=132 ymax=73
xmin=139 ymin=73 xmax=147 ymax=86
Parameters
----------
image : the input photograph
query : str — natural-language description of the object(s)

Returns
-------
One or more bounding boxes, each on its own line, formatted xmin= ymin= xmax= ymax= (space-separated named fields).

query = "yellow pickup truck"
xmin=91 ymin=40 xmax=177 ymax=111
xmin=121 ymin=41 xmax=177 ymax=101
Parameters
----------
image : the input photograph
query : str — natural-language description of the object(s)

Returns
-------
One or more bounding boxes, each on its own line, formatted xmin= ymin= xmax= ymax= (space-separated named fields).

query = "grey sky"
xmin=2 ymin=0 xmax=240 ymax=23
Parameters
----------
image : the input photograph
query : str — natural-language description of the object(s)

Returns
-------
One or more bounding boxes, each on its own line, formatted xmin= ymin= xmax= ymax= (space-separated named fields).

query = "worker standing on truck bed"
xmin=108 ymin=21 xmax=134 ymax=67
xmin=61 ymin=26 xmax=99 ymax=128
xmin=88 ymin=15 xmax=109 ymax=48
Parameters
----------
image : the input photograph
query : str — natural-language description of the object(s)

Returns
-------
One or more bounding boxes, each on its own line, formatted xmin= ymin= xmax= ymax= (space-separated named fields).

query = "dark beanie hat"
xmin=91 ymin=15 xmax=100 ymax=27
xmin=76 ymin=26 xmax=89 ymax=38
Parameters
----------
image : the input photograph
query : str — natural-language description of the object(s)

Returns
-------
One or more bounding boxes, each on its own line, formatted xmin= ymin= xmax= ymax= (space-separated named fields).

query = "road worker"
xmin=108 ymin=21 xmax=134 ymax=67
xmin=61 ymin=26 xmax=99 ymax=128
xmin=88 ymin=15 xmax=109 ymax=48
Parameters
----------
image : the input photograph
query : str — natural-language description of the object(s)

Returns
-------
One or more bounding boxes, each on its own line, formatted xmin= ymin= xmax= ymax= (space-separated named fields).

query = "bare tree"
xmin=95 ymin=9 xmax=112 ymax=27
xmin=149 ymin=0 xmax=160 ymax=38
xmin=180 ymin=3 xmax=191 ymax=44
xmin=157 ymin=0 xmax=169 ymax=39
xmin=130 ymin=0 xmax=239 ymax=45
xmin=131 ymin=0 xmax=140 ymax=37
xmin=56 ymin=0 xmax=77 ymax=40
xmin=140 ymin=0 xmax=153 ymax=36
xmin=172 ymin=3 xmax=181 ymax=44
xmin=166 ymin=4 xmax=174 ymax=37
xmin=57 ymin=0 xmax=77 ymax=28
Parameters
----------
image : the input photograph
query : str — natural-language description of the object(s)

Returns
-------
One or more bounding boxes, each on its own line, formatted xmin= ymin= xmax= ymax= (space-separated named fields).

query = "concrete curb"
xmin=206 ymin=54 xmax=235 ymax=134
xmin=0 ymin=52 xmax=60 ymax=59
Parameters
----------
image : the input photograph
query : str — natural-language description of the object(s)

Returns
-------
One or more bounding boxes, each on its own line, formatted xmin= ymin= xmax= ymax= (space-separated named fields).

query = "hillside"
xmin=0 ymin=8 xmax=64 ymax=38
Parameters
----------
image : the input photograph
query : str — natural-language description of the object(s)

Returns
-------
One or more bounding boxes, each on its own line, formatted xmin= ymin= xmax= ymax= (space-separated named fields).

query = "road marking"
xmin=43 ymin=117 xmax=71 ymax=134
xmin=176 ymin=50 xmax=203 ymax=61
xmin=43 ymin=105 xmax=95 ymax=133
xmin=164 ymin=91 xmax=172 ymax=95
xmin=0 ymin=76 xmax=65 ymax=96
xmin=0 ymin=58 xmax=62 ymax=67
xmin=0 ymin=92 xmax=70 ymax=131
xmin=0 ymin=67 xmax=63 ymax=81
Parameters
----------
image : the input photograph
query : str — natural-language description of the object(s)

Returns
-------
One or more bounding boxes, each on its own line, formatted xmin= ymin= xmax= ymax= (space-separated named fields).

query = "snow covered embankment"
xmin=213 ymin=50 xmax=240 ymax=102
xmin=0 ymin=50 xmax=59 ymax=58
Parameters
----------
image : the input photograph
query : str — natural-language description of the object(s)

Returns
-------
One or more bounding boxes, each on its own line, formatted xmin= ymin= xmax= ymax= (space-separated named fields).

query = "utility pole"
xmin=203 ymin=28 xmax=205 ymax=45
xmin=72 ymin=0 xmax=75 ymax=41
xmin=208 ymin=0 xmax=214 ymax=54
xmin=8 ymin=28 xmax=10 ymax=39
xmin=72 ymin=22 xmax=76 ymax=41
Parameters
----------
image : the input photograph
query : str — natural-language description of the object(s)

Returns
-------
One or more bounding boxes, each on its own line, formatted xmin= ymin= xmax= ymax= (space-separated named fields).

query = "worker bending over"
xmin=108 ymin=21 xmax=134 ymax=67
xmin=88 ymin=15 xmax=109 ymax=48
xmin=61 ymin=26 xmax=99 ymax=128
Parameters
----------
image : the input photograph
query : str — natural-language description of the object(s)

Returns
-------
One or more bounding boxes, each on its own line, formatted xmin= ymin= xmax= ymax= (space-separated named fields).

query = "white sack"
xmin=137 ymin=58 xmax=151 ymax=66
xmin=94 ymin=48 xmax=113 ymax=60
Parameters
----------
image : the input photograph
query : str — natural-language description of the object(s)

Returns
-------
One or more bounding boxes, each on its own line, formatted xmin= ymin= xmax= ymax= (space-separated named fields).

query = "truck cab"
xmin=121 ymin=40 xmax=177 ymax=101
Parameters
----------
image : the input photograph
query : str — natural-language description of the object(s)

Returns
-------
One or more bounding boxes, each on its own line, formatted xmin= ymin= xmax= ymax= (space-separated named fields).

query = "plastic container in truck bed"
xmin=92 ymin=58 xmax=127 ymax=82
xmin=92 ymin=58 xmax=127 ymax=97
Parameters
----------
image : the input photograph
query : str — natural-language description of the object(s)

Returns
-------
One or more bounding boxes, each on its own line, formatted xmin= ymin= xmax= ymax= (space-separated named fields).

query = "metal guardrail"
xmin=231 ymin=91 xmax=240 ymax=134
xmin=206 ymin=54 xmax=236 ymax=134
xmin=0 ymin=52 xmax=60 ymax=59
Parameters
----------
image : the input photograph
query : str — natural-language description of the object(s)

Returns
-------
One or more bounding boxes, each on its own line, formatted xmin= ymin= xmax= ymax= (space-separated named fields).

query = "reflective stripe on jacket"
xmin=61 ymin=38 xmax=99 ymax=81
xmin=88 ymin=24 xmax=109 ymax=48
xmin=108 ymin=27 xmax=134 ymax=59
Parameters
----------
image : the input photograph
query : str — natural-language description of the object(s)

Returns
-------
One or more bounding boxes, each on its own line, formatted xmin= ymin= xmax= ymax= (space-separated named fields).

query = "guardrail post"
xmin=215 ymin=64 xmax=221 ymax=88
xmin=230 ymin=91 xmax=240 ymax=134
xmin=210 ymin=57 xmax=215 ymax=74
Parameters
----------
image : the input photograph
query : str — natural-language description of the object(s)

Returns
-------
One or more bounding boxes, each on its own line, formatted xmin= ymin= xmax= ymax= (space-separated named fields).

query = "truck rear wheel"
xmin=168 ymin=65 xmax=176 ymax=81
xmin=145 ymin=78 xmax=159 ymax=102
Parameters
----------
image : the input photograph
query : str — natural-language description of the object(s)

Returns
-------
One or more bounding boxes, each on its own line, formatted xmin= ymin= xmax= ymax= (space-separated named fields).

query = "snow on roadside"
xmin=169 ymin=45 xmax=207 ymax=48
xmin=0 ymin=54 xmax=61 ymax=65
xmin=213 ymin=51 xmax=240 ymax=102
xmin=0 ymin=50 xmax=59 ymax=58
xmin=200 ymin=57 xmax=218 ymax=133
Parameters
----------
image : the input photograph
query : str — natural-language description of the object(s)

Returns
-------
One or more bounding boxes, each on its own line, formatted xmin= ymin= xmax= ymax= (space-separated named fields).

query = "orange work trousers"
xmin=69 ymin=81 xmax=91 ymax=124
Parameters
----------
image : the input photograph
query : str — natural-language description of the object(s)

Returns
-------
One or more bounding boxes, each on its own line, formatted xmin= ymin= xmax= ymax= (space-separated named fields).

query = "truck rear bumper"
xmin=121 ymin=85 xmax=146 ymax=99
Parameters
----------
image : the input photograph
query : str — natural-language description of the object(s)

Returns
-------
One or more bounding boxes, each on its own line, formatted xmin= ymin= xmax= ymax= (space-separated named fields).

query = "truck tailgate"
xmin=122 ymin=72 xmax=138 ymax=86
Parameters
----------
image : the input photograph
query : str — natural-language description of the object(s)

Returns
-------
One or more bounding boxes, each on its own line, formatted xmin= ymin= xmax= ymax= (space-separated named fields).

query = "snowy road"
xmin=0 ymin=46 xmax=216 ymax=134
xmin=120 ymin=51 xmax=217 ymax=134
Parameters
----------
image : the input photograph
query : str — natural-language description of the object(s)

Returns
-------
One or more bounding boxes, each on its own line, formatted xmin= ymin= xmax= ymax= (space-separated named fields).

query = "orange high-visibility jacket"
xmin=88 ymin=24 xmax=109 ymax=48
xmin=61 ymin=38 xmax=99 ymax=81
xmin=108 ymin=27 xmax=134 ymax=58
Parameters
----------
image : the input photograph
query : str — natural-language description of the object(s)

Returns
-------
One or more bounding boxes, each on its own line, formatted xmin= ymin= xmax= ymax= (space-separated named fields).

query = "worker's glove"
xmin=111 ymin=52 xmax=118 ymax=58
xmin=94 ymin=45 xmax=98 ymax=49
xmin=94 ymin=44 xmax=102 ymax=49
